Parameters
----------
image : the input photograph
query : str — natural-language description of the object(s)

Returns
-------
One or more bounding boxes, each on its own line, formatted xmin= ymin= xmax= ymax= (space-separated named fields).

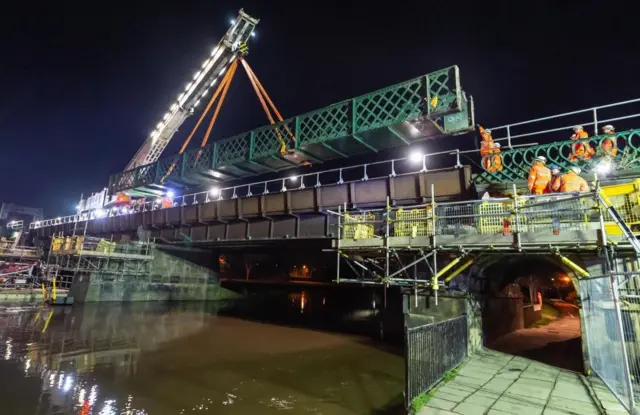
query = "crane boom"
xmin=125 ymin=9 xmax=259 ymax=171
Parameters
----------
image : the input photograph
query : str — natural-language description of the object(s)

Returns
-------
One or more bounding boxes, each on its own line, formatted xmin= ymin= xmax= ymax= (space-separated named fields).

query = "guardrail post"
xmin=431 ymin=184 xmax=438 ymax=306
xmin=506 ymin=125 xmax=512 ymax=148
xmin=513 ymin=184 xmax=522 ymax=250
xmin=593 ymin=108 xmax=599 ymax=134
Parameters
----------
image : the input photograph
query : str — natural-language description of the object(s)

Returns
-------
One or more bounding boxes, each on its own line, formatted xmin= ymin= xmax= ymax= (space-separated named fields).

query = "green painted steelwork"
xmin=475 ymin=129 xmax=640 ymax=183
xmin=108 ymin=65 xmax=472 ymax=194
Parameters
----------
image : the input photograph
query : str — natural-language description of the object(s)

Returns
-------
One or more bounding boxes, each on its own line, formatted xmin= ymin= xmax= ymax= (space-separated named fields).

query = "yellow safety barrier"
xmin=601 ymin=178 xmax=640 ymax=235
xmin=343 ymin=213 xmax=375 ymax=240
xmin=51 ymin=237 xmax=64 ymax=251
xmin=73 ymin=236 xmax=85 ymax=253
xmin=63 ymin=237 xmax=72 ymax=251
xmin=394 ymin=207 xmax=433 ymax=237
xmin=477 ymin=199 xmax=527 ymax=234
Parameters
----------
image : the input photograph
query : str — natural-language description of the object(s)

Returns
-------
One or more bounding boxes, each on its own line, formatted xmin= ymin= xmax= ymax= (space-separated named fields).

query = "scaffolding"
xmin=329 ymin=181 xmax=640 ymax=306
xmin=45 ymin=219 xmax=153 ymax=293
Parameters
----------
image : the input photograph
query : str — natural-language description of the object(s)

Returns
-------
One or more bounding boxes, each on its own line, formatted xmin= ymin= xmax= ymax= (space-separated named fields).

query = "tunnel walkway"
xmin=486 ymin=302 xmax=583 ymax=372
xmin=417 ymin=348 xmax=626 ymax=414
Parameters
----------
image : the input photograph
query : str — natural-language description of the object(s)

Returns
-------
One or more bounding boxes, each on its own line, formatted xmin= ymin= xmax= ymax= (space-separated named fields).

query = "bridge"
xmin=107 ymin=66 xmax=474 ymax=196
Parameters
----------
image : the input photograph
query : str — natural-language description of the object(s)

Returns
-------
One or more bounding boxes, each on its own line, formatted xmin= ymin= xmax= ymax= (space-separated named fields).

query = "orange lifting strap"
xmin=163 ymin=56 xmax=294 ymax=183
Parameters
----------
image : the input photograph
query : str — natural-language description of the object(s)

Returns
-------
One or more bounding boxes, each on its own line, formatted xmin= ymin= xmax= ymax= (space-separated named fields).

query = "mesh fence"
xmin=580 ymin=273 xmax=639 ymax=411
xmin=404 ymin=315 xmax=467 ymax=408
xmin=338 ymin=193 xmax=597 ymax=239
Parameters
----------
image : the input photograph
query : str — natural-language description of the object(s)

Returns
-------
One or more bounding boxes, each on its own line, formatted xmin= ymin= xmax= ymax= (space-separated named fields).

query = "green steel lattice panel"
xmin=136 ymin=164 xmax=156 ymax=187
xmin=297 ymin=101 xmax=351 ymax=145
xmin=109 ymin=66 xmax=467 ymax=193
xmin=156 ymin=154 xmax=182 ymax=181
xmin=183 ymin=145 xmax=214 ymax=174
xmin=426 ymin=66 xmax=462 ymax=116
xmin=252 ymin=119 xmax=295 ymax=159
xmin=216 ymin=133 xmax=250 ymax=166
xmin=354 ymin=78 xmax=424 ymax=133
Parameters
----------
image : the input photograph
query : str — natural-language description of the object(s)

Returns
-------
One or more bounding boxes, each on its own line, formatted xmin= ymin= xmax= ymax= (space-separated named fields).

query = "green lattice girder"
xmin=108 ymin=65 xmax=470 ymax=194
xmin=475 ymin=129 xmax=640 ymax=184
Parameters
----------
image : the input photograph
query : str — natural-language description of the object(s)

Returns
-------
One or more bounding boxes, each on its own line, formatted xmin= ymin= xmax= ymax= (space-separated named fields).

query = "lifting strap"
xmin=240 ymin=58 xmax=296 ymax=151
xmin=164 ymin=56 xmax=294 ymax=184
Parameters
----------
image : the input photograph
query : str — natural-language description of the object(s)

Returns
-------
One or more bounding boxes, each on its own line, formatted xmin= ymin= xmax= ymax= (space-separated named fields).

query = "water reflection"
xmin=0 ymin=299 xmax=403 ymax=414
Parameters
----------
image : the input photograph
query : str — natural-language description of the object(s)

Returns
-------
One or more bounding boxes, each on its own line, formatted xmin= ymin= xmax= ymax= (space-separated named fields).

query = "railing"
xmin=31 ymin=152 xmax=467 ymax=230
xmin=108 ymin=66 xmax=472 ymax=194
xmin=489 ymin=98 xmax=640 ymax=149
xmin=336 ymin=192 xmax=598 ymax=240
xmin=476 ymin=97 xmax=640 ymax=183
xmin=6 ymin=220 xmax=23 ymax=230
xmin=580 ymin=271 xmax=640 ymax=412
xmin=0 ymin=244 xmax=40 ymax=259
xmin=477 ymin=129 xmax=640 ymax=184
xmin=404 ymin=315 xmax=468 ymax=408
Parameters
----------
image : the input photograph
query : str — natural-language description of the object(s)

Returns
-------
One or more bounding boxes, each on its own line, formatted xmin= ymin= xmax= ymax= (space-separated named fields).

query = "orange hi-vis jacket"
xmin=482 ymin=154 xmax=503 ymax=172
xmin=528 ymin=161 xmax=551 ymax=195
xmin=601 ymin=133 xmax=618 ymax=156
xmin=548 ymin=175 xmax=562 ymax=193
xmin=559 ymin=171 xmax=590 ymax=193
xmin=570 ymin=130 xmax=595 ymax=160
xmin=479 ymin=126 xmax=499 ymax=156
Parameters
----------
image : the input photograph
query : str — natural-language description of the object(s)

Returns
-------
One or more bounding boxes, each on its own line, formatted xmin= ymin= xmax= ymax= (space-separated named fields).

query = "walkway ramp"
xmin=418 ymin=348 xmax=626 ymax=414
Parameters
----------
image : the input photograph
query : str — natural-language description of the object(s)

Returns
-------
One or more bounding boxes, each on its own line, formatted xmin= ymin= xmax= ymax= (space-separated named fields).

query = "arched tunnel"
xmin=469 ymin=253 xmax=584 ymax=372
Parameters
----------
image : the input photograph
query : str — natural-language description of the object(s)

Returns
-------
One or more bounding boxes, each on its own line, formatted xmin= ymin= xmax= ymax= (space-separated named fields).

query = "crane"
xmin=126 ymin=9 xmax=259 ymax=170
xmin=78 ymin=9 xmax=259 ymax=213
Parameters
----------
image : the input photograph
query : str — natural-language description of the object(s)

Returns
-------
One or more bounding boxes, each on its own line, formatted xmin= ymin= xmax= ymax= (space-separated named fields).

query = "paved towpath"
xmin=417 ymin=348 xmax=627 ymax=415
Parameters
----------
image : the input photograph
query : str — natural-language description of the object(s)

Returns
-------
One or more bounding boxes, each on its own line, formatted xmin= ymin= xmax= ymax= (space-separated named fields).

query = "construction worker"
xmin=478 ymin=125 xmax=503 ymax=172
xmin=559 ymin=166 xmax=590 ymax=193
xmin=482 ymin=142 xmax=504 ymax=172
xmin=528 ymin=156 xmax=552 ymax=195
xmin=478 ymin=125 xmax=495 ymax=157
xmin=600 ymin=124 xmax=618 ymax=157
xmin=548 ymin=164 xmax=562 ymax=193
xmin=569 ymin=125 xmax=595 ymax=161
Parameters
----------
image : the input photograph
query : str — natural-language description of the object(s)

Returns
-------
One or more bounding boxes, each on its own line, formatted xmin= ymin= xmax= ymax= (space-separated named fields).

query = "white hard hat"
xmin=571 ymin=166 xmax=581 ymax=174
xmin=573 ymin=125 xmax=583 ymax=131
xmin=535 ymin=156 xmax=547 ymax=163
xmin=485 ymin=129 xmax=492 ymax=135
xmin=494 ymin=142 xmax=501 ymax=148
xmin=602 ymin=124 xmax=615 ymax=131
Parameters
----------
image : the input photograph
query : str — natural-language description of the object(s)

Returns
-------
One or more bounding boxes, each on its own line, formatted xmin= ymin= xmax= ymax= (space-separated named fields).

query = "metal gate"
xmin=404 ymin=315 xmax=468 ymax=408
xmin=580 ymin=272 xmax=640 ymax=411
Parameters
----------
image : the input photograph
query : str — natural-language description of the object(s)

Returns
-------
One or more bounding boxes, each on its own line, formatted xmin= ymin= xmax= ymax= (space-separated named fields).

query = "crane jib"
xmin=124 ymin=9 xmax=259 ymax=172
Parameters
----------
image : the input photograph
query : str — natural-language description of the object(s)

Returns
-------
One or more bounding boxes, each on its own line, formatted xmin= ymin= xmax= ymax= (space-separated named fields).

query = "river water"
xmin=0 ymin=293 xmax=404 ymax=415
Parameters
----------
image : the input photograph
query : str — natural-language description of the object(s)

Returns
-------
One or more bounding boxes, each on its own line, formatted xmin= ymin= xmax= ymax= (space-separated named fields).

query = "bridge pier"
xmin=69 ymin=244 xmax=239 ymax=303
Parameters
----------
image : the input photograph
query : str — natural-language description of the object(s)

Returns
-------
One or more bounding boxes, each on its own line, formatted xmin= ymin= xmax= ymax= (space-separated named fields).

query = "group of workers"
xmin=527 ymin=156 xmax=589 ymax=194
xmin=478 ymin=123 xmax=619 ymax=194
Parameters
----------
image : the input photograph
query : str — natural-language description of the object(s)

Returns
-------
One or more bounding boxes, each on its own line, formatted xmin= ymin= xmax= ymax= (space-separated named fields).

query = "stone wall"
xmin=523 ymin=304 xmax=541 ymax=328
xmin=71 ymin=245 xmax=240 ymax=303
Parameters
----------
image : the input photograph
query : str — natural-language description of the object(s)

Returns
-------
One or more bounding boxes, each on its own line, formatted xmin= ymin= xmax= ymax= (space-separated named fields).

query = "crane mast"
xmin=125 ymin=9 xmax=259 ymax=171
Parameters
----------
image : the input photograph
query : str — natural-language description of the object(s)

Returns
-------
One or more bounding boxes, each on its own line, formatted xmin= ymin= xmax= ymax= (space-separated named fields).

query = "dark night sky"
xmin=0 ymin=0 xmax=636 ymax=216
